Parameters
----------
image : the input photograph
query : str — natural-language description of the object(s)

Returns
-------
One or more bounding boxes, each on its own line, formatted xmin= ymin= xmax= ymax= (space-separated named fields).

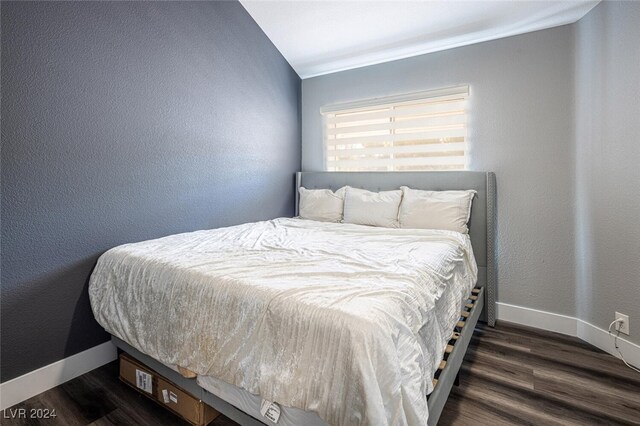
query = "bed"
xmin=90 ymin=171 xmax=497 ymax=426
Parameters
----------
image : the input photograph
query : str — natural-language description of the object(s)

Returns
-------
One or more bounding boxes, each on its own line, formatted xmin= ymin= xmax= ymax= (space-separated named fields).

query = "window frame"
xmin=321 ymin=85 xmax=469 ymax=172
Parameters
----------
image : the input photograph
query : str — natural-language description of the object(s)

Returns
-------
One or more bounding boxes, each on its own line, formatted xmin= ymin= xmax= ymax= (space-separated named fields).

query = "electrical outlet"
xmin=615 ymin=312 xmax=630 ymax=335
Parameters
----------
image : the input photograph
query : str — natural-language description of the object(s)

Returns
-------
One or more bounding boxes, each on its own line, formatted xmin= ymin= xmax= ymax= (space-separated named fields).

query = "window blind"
xmin=322 ymin=85 xmax=469 ymax=171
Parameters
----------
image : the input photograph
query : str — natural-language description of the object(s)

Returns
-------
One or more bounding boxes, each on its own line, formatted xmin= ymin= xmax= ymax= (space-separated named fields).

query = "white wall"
xmin=302 ymin=26 xmax=577 ymax=318
xmin=574 ymin=1 xmax=640 ymax=345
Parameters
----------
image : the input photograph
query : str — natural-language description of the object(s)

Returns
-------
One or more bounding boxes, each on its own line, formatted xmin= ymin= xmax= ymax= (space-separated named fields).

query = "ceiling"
xmin=239 ymin=0 xmax=599 ymax=79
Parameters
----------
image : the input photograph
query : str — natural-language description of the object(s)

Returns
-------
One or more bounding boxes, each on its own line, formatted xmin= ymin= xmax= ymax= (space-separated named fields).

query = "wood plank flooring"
xmin=439 ymin=322 xmax=640 ymax=425
xmin=2 ymin=322 xmax=639 ymax=425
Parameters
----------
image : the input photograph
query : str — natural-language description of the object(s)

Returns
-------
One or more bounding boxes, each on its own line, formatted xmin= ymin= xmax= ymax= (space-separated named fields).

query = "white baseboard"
xmin=497 ymin=302 xmax=578 ymax=336
xmin=497 ymin=302 xmax=640 ymax=369
xmin=0 ymin=341 xmax=117 ymax=411
xmin=576 ymin=319 xmax=640 ymax=370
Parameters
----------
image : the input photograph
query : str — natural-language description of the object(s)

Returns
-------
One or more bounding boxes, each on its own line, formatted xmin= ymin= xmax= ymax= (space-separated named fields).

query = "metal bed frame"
xmin=111 ymin=171 xmax=497 ymax=425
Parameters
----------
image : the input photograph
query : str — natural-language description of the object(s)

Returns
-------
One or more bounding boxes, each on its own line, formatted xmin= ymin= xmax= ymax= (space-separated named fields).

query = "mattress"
xmin=195 ymin=267 xmax=471 ymax=426
xmin=89 ymin=218 xmax=477 ymax=425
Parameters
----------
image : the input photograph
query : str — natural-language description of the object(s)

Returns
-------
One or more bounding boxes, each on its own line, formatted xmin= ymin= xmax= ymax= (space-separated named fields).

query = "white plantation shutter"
xmin=322 ymin=86 xmax=469 ymax=171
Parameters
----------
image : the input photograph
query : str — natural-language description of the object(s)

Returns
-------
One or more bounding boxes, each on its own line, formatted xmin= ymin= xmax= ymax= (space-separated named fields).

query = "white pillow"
xmin=298 ymin=186 xmax=347 ymax=222
xmin=343 ymin=187 xmax=402 ymax=228
xmin=399 ymin=186 xmax=476 ymax=233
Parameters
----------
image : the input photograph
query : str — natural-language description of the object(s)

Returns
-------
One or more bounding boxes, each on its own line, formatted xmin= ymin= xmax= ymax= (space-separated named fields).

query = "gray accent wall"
xmin=302 ymin=26 xmax=577 ymax=318
xmin=574 ymin=1 xmax=640 ymax=345
xmin=1 ymin=1 xmax=301 ymax=382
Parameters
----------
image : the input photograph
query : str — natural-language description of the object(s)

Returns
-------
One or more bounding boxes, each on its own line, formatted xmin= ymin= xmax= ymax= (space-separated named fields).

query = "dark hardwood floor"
xmin=2 ymin=322 xmax=639 ymax=425
xmin=439 ymin=323 xmax=640 ymax=425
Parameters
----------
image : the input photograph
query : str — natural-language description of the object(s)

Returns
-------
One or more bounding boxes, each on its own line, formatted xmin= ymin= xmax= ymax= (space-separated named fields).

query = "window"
xmin=322 ymin=85 xmax=469 ymax=171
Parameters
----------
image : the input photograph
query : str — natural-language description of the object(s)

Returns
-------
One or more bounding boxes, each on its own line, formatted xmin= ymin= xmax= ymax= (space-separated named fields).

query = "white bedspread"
xmin=89 ymin=218 xmax=477 ymax=425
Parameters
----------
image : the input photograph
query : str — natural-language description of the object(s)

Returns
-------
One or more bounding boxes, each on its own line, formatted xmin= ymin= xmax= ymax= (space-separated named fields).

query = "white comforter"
xmin=89 ymin=218 xmax=477 ymax=426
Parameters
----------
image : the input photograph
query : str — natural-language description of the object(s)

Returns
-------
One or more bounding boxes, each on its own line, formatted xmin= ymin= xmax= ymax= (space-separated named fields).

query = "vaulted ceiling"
xmin=240 ymin=0 xmax=600 ymax=78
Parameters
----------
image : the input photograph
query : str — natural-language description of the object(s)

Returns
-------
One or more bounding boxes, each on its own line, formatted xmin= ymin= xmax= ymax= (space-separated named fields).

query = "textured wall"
xmin=1 ymin=1 xmax=301 ymax=382
xmin=574 ymin=1 xmax=640 ymax=345
xmin=302 ymin=26 xmax=576 ymax=318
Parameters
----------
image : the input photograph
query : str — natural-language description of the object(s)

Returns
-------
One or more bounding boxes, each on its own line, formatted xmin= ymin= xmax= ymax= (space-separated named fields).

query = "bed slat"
xmin=433 ymin=286 xmax=481 ymax=392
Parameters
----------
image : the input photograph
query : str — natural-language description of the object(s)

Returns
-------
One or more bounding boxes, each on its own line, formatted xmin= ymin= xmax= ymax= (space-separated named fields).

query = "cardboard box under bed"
xmin=119 ymin=353 xmax=219 ymax=426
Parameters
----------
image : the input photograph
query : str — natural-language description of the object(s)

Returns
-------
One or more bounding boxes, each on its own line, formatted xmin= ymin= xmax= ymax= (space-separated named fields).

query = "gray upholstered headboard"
xmin=295 ymin=171 xmax=497 ymax=326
